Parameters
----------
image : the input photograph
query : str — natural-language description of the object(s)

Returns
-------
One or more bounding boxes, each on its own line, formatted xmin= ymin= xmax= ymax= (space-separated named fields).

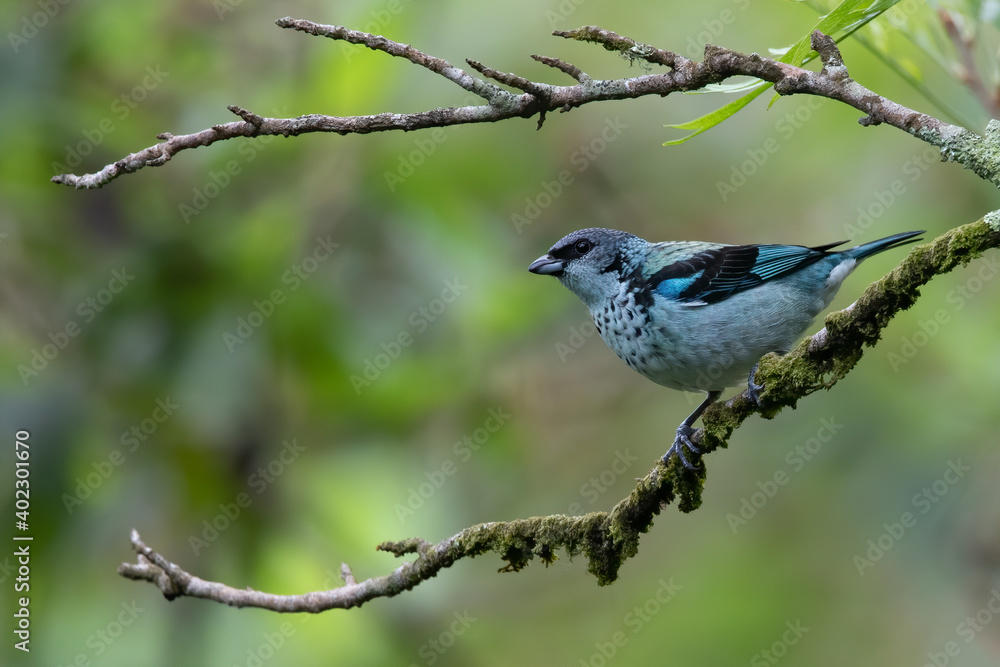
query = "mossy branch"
xmin=94 ymin=11 xmax=1000 ymax=614
xmin=693 ymin=215 xmax=1000 ymax=473
xmin=121 ymin=213 xmax=1000 ymax=609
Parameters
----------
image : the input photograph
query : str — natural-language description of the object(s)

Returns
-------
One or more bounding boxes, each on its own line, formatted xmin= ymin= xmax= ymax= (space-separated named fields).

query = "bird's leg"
xmin=746 ymin=362 xmax=765 ymax=406
xmin=663 ymin=390 xmax=722 ymax=469
xmin=746 ymin=350 xmax=786 ymax=407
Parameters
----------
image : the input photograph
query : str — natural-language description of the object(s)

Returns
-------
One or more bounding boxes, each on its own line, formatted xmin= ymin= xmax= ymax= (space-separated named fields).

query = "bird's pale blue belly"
xmin=591 ymin=277 xmax=832 ymax=392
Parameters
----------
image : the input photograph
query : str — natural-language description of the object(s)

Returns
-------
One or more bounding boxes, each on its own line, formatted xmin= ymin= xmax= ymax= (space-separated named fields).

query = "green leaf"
xmin=664 ymin=0 xmax=902 ymax=144
xmin=766 ymin=0 xmax=903 ymax=107
xmin=663 ymin=85 xmax=768 ymax=146
xmin=812 ymin=0 xmax=986 ymax=127
xmin=695 ymin=79 xmax=770 ymax=95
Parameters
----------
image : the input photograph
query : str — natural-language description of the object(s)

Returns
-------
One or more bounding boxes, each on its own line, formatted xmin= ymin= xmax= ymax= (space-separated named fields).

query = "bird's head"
xmin=528 ymin=228 xmax=642 ymax=309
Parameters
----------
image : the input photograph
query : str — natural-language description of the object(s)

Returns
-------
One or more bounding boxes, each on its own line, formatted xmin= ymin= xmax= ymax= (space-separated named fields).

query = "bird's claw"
xmin=662 ymin=424 xmax=700 ymax=470
xmin=747 ymin=362 xmax=765 ymax=407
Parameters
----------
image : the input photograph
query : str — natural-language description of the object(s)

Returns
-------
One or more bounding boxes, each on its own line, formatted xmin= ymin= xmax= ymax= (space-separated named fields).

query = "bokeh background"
xmin=3 ymin=0 xmax=1000 ymax=665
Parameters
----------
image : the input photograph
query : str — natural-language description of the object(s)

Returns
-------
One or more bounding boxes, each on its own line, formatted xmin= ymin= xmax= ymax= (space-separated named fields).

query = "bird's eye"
xmin=574 ymin=240 xmax=593 ymax=255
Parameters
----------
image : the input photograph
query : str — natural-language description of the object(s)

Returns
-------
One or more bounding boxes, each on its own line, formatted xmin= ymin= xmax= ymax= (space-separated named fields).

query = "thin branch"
xmin=530 ymin=54 xmax=588 ymax=83
xmin=552 ymin=25 xmax=694 ymax=70
xmin=940 ymin=10 xmax=1000 ymax=120
xmin=119 ymin=215 xmax=1000 ymax=610
xmin=465 ymin=59 xmax=551 ymax=98
xmin=52 ymin=23 xmax=1000 ymax=189
xmin=227 ymin=105 xmax=264 ymax=128
xmin=275 ymin=17 xmax=505 ymax=102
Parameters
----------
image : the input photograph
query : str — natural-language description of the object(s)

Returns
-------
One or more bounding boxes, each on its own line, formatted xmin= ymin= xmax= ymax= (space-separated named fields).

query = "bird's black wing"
xmin=646 ymin=241 xmax=846 ymax=305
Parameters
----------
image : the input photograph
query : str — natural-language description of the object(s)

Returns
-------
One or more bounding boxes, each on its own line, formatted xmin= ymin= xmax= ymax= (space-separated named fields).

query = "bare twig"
xmin=119 ymin=216 xmax=1000 ymax=610
xmin=553 ymin=25 xmax=694 ymax=70
xmin=52 ymin=23 xmax=1000 ymax=189
xmin=530 ymin=54 xmax=588 ymax=83
xmin=940 ymin=10 xmax=1000 ymax=120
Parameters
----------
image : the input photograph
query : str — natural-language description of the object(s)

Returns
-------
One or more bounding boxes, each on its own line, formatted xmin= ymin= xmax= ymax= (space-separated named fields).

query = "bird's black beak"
xmin=528 ymin=255 xmax=565 ymax=276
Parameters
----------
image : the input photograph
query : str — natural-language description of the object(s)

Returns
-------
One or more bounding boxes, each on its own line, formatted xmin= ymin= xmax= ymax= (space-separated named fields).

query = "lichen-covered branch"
xmin=691 ymin=214 xmax=1000 ymax=477
xmin=120 ymin=215 xmax=1000 ymax=610
xmin=53 ymin=22 xmax=1000 ymax=189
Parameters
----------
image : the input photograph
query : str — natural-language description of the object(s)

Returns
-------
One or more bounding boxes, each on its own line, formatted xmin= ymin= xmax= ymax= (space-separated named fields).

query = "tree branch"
xmin=119 ymin=214 xmax=1000 ymax=610
xmin=939 ymin=10 xmax=1000 ymax=120
xmin=52 ymin=23 xmax=1000 ymax=189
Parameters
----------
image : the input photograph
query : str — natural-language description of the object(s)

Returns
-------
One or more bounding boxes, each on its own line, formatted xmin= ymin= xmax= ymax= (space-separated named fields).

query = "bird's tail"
xmin=847 ymin=231 xmax=924 ymax=261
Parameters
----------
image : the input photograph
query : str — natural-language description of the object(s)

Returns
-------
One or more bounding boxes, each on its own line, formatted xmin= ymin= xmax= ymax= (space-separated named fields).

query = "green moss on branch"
xmin=120 ymin=218 xmax=1000 ymax=609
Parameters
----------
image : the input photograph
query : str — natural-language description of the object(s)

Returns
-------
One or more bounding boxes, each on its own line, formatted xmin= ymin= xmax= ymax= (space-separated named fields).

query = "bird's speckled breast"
xmin=591 ymin=282 xmax=664 ymax=378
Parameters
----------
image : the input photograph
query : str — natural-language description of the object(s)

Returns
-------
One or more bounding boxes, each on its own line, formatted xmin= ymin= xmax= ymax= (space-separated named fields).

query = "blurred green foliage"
xmin=2 ymin=0 xmax=1000 ymax=665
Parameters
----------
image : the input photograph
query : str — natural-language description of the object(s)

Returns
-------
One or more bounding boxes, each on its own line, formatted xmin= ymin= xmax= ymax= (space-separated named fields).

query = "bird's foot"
xmin=747 ymin=362 xmax=765 ymax=407
xmin=662 ymin=424 xmax=700 ymax=470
